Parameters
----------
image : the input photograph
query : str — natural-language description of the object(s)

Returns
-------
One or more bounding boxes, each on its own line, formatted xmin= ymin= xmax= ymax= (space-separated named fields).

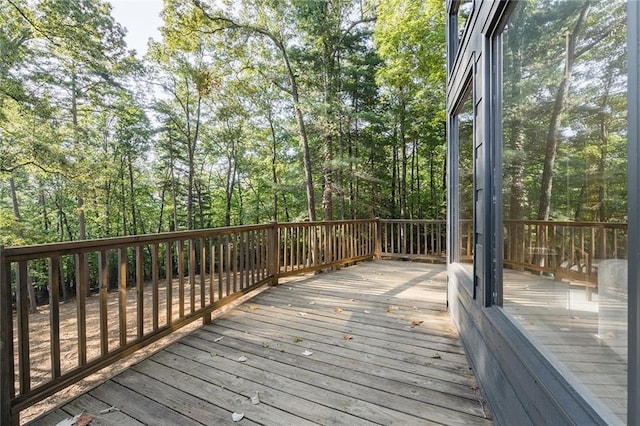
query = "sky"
xmin=109 ymin=0 xmax=165 ymax=57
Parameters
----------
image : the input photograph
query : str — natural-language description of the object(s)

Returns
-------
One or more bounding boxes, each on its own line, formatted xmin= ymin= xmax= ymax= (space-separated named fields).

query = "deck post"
xmin=375 ymin=218 xmax=382 ymax=260
xmin=0 ymin=246 xmax=16 ymax=425
xmin=268 ymin=222 xmax=279 ymax=285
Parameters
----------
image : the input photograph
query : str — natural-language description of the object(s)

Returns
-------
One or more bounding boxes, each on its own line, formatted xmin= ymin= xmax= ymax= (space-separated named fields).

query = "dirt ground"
xmin=14 ymin=274 xmax=285 ymax=424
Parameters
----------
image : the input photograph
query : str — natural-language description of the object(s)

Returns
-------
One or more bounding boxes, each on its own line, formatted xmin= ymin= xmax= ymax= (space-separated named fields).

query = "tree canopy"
xmin=0 ymin=0 xmax=447 ymax=252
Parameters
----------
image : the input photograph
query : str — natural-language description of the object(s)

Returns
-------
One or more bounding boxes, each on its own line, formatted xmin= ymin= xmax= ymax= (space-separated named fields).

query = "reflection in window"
xmin=501 ymin=0 xmax=627 ymax=422
xmin=458 ymin=0 xmax=473 ymax=41
xmin=457 ymin=91 xmax=473 ymax=264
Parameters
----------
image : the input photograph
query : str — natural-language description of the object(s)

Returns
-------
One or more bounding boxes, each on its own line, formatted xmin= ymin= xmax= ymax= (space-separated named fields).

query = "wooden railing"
xmin=3 ymin=217 xmax=624 ymax=422
xmin=379 ymin=219 xmax=447 ymax=262
xmin=0 ymin=219 xmax=379 ymax=424
xmin=503 ymin=220 xmax=627 ymax=289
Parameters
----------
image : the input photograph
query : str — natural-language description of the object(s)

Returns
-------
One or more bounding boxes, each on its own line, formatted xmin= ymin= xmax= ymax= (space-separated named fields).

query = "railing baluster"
xmin=98 ymin=251 xmax=108 ymax=355
xmin=49 ymin=257 xmax=61 ymax=378
xmin=118 ymin=248 xmax=127 ymax=348
xmin=136 ymin=246 xmax=144 ymax=339
xmin=189 ymin=240 xmax=196 ymax=313
xmin=166 ymin=242 xmax=173 ymax=325
xmin=0 ymin=247 xmax=14 ymax=425
xmin=178 ymin=241 xmax=185 ymax=318
xmin=225 ymin=235 xmax=231 ymax=297
xmin=76 ymin=254 xmax=87 ymax=366
xmin=200 ymin=238 xmax=206 ymax=309
xmin=17 ymin=261 xmax=30 ymax=394
xmin=209 ymin=238 xmax=216 ymax=304
xmin=152 ymin=244 xmax=159 ymax=331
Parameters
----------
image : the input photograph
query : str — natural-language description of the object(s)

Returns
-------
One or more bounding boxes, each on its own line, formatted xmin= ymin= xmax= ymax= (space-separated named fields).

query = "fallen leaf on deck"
xmin=249 ymin=305 xmax=258 ymax=310
xmin=56 ymin=414 xmax=81 ymax=426
xmin=292 ymin=336 xmax=303 ymax=343
xmin=411 ymin=320 xmax=424 ymax=327
xmin=470 ymin=385 xmax=479 ymax=392
xmin=302 ymin=350 xmax=313 ymax=356
xmin=214 ymin=337 xmax=224 ymax=343
xmin=343 ymin=334 xmax=353 ymax=341
xmin=210 ymin=352 xmax=217 ymax=357
xmin=98 ymin=406 xmax=120 ymax=414
xmin=238 ymin=356 xmax=248 ymax=362
xmin=251 ymin=391 xmax=261 ymax=405
xmin=76 ymin=415 xmax=92 ymax=426
xmin=232 ymin=412 xmax=245 ymax=422
xmin=335 ymin=307 xmax=343 ymax=313
xmin=431 ymin=353 xmax=441 ymax=359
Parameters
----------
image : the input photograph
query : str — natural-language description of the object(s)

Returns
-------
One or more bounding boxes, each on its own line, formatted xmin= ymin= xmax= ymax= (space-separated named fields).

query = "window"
xmin=453 ymin=84 xmax=474 ymax=273
xmin=500 ymin=1 xmax=628 ymax=422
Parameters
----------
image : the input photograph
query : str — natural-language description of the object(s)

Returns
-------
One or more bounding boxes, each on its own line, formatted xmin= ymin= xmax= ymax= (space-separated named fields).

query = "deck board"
xmin=29 ymin=261 xmax=492 ymax=425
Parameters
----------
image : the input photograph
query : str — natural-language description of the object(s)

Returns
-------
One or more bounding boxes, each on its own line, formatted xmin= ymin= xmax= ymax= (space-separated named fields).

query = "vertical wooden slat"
xmin=0 ymin=247 xmax=15 ymax=424
xmin=118 ymin=248 xmax=127 ymax=348
xmin=178 ymin=241 xmax=185 ymax=318
xmin=209 ymin=238 xmax=216 ymax=304
xmin=76 ymin=254 xmax=87 ymax=366
xmin=249 ymin=231 xmax=255 ymax=285
xmin=283 ymin=228 xmax=289 ymax=272
xmin=289 ymin=227 xmax=294 ymax=270
xmin=152 ymin=244 xmax=159 ymax=331
xmin=189 ymin=240 xmax=196 ymax=313
xmin=17 ymin=261 xmax=30 ymax=394
xmin=136 ymin=246 xmax=144 ymax=339
xmin=225 ymin=235 xmax=231 ymax=297
xmin=200 ymin=238 xmax=206 ymax=309
xmin=232 ymin=233 xmax=239 ymax=292
xmin=165 ymin=242 xmax=173 ymax=325
xmin=237 ymin=233 xmax=244 ymax=290
xmin=98 ymin=252 xmax=108 ymax=356
xmin=218 ymin=237 xmax=224 ymax=299
xmin=49 ymin=257 xmax=61 ymax=378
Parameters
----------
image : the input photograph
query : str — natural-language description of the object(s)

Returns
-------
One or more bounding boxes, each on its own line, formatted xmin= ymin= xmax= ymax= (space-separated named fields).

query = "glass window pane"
xmin=458 ymin=0 xmax=473 ymax=41
xmin=501 ymin=1 xmax=627 ymax=422
xmin=457 ymin=90 xmax=474 ymax=271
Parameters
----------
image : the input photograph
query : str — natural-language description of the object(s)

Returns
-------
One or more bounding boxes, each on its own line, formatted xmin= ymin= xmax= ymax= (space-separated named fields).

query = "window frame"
xmin=488 ymin=1 xmax=639 ymax=422
xmin=448 ymin=61 xmax=475 ymax=295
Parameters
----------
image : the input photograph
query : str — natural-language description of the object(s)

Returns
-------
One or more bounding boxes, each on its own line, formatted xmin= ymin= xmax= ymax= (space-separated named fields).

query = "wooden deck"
xmin=29 ymin=261 xmax=492 ymax=425
xmin=503 ymin=269 xmax=627 ymax=423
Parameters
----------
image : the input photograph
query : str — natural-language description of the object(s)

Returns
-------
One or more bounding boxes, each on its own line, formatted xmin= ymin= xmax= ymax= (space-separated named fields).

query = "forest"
xmin=0 ymin=0 xmax=447 ymax=249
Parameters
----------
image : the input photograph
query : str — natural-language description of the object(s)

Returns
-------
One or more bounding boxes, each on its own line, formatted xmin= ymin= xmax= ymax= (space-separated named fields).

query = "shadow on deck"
xmin=29 ymin=261 xmax=492 ymax=425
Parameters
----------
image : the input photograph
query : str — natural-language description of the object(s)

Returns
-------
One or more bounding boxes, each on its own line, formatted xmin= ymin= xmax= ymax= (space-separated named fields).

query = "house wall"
xmin=446 ymin=1 xmax=637 ymax=424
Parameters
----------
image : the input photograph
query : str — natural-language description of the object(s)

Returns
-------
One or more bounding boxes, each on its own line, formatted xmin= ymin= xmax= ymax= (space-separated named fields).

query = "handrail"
xmin=1 ymin=220 xmax=380 ymax=424
xmin=503 ymin=219 xmax=628 ymax=298
xmin=2 ymin=217 xmax=625 ymax=423
xmin=379 ymin=219 xmax=447 ymax=261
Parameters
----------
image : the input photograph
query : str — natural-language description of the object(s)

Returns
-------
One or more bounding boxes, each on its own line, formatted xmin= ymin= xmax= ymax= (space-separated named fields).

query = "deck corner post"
xmin=268 ymin=222 xmax=279 ymax=286
xmin=0 ymin=246 xmax=16 ymax=425
xmin=375 ymin=218 xmax=382 ymax=260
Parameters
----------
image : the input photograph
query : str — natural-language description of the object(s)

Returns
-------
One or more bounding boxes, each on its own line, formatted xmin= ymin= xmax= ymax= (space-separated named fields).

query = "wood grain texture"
xmin=30 ymin=261 xmax=492 ymax=425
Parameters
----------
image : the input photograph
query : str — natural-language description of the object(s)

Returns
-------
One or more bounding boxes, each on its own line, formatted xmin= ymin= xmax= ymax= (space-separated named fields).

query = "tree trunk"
xmin=127 ymin=154 xmax=138 ymax=235
xmin=9 ymin=176 xmax=38 ymax=313
xmin=399 ymin=93 xmax=407 ymax=219
xmin=268 ymin=110 xmax=279 ymax=221
xmin=537 ymin=4 xmax=589 ymax=220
